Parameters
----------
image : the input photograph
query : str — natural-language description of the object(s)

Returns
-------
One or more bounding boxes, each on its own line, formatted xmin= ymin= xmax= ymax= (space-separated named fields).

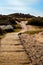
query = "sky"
xmin=0 ymin=0 xmax=43 ymax=16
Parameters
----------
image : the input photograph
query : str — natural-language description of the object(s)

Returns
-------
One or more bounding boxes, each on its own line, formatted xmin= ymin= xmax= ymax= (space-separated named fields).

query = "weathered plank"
xmin=0 ymin=33 xmax=30 ymax=65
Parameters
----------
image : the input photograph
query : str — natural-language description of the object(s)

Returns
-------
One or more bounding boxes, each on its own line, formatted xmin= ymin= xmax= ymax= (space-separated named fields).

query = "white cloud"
xmin=0 ymin=6 xmax=43 ymax=17
xmin=0 ymin=0 xmax=43 ymax=17
xmin=0 ymin=6 xmax=26 ymax=15
xmin=26 ymin=0 xmax=38 ymax=3
xmin=21 ymin=0 xmax=39 ymax=5
xmin=2 ymin=0 xmax=38 ymax=7
xmin=5 ymin=0 xmax=23 ymax=6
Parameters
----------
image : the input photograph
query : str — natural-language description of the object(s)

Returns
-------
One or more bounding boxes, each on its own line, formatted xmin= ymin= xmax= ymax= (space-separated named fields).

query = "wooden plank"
xmin=0 ymin=33 xmax=30 ymax=65
xmin=0 ymin=45 xmax=24 ymax=51
xmin=0 ymin=52 xmax=30 ymax=65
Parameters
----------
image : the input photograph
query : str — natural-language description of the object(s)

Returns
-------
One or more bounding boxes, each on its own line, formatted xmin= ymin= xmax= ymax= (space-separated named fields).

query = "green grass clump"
xmin=0 ymin=35 xmax=4 ymax=39
xmin=14 ymin=29 xmax=21 ymax=32
xmin=23 ymin=30 xmax=43 ymax=35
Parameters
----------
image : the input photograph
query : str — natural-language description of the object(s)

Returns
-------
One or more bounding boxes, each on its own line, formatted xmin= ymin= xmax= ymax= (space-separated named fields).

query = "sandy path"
xmin=0 ymin=21 xmax=43 ymax=65
xmin=0 ymin=33 xmax=31 ymax=65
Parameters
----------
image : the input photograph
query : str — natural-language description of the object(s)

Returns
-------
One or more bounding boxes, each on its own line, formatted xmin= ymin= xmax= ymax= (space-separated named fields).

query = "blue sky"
xmin=0 ymin=0 xmax=43 ymax=16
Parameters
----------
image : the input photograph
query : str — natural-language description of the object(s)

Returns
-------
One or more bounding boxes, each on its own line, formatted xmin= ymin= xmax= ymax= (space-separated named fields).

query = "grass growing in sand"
xmin=0 ymin=35 xmax=5 ymax=39
xmin=14 ymin=29 xmax=21 ymax=32
xmin=23 ymin=30 xmax=43 ymax=35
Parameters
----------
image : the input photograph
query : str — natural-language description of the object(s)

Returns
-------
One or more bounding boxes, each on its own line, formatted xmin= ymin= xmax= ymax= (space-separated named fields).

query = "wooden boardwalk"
xmin=0 ymin=33 xmax=31 ymax=65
